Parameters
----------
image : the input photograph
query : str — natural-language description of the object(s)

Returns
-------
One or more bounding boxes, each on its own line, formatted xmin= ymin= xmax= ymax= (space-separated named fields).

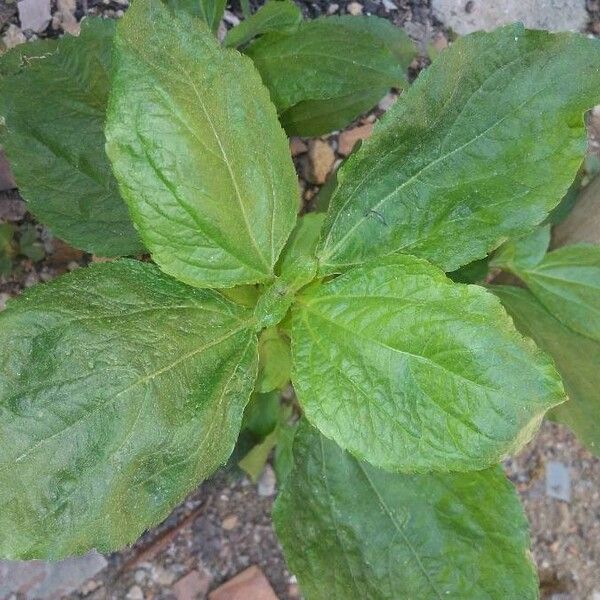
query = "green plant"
xmin=0 ymin=0 xmax=599 ymax=597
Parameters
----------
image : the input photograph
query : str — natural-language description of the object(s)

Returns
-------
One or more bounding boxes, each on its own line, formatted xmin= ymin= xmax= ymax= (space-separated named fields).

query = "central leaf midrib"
xmin=354 ymin=461 xmax=445 ymax=600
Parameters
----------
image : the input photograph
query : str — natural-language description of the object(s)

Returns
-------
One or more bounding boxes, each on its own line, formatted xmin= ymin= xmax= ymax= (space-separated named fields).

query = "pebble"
xmin=289 ymin=137 xmax=308 ymax=156
xmin=347 ymin=2 xmax=363 ymax=15
xmin=327 ymin=3 xmax=339 ymax=14
xmin=222 ymin=514 xmax=239 ymax=530
xmin=257 ymin=464 xmax=277 ymax=497
xmin=173 ymin=570 xmax=211 ymax=600
xmin=378 ymin=92 xmax=397 ymax=112
xmin=17 ymin=0 xmax=51 ymax=32
xmin=208 ymin=566 xmax=278 ymax=600
xmin=2 ymin=24 xmax=26 ymax=49
xmin=126 ymin=585 xmax=144 ymax=600
xmin=546 ymin=461 xmax=571 ymax=502
xmin=337 ymin=123 xmax=373 ymax=156
xmin=152 ymin=565 xmax=176 ymax=586
xmin=307 ymin=140 xmax=335 ymax=185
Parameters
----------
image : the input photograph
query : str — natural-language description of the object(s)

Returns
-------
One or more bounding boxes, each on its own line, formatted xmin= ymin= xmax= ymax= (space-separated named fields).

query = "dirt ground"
xmin=1 ymin=1 xmax=600 ymax=599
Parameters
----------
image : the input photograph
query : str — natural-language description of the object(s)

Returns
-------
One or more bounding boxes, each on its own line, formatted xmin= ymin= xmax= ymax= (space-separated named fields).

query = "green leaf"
xmin=239 ymin=430 xmax=277 ymax=482
xmin=257 ymin=327 xmax=292 ymax=393
xmin=490 ymin=225 xmax=551 ymax=272
xmin=507 ymin=244 xmax=600 ymax=343
xmin=198 ymin=0 xmax=226 ymax=31
xmin=242 ymin=390 xmax=281 ymax=438
xmin=0 ymin=260 xmax=258 ymax=559
xmin=166 ymin=0 xmax=226 ymax=31
xmin=291 ymin=255 xmax=564 ymax=472
xmin=274 ymin=422 xmax=538 ymax=600
xmin=106 ymin=0 xmax=298 ymax=289
xmin=0 ymin=222 xmax=15 ymax=274
xmin=245 ymin=16 xmax=414 ymax=136
xmin=224 ymin=0 xmax=302 ymax=48
xmin=316 ymin=25 xmax=600 ymax=274
xmin=495 ymin=285 xmax=600 ymax=456
xmin=0 ymin=19 xmax=142 ymax=257
xmin=277 ymin=212 xmax=325 ymax=291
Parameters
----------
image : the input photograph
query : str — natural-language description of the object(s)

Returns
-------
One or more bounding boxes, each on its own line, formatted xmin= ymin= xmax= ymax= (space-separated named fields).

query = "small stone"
xmin=18 ymin=0 xmax=51 ymax=32
xmin=222 ymin=514 xmax=239 ymax=530
xmin=209 ymin=566 xmax=278 ymax=600
xmin=134 ymin=570 xmax=147 ymax=584
xmin=153 ymin=565 xmax=176 ymax=586
xmin=257 ymin=464 xmax=277 ymax=497
xmin=126 ymin=585 xmax=144 ymax=600
xmin=173 ymin=570 xmax=211 ymax=600
xmin=2 ymin=24 xmax=26 ymax=49
xmin=327 ymin=2 xmax=339 ymax=14
xmin=381 ymin=0 xmax=397 ymax=10
xmin=0 ymin=198 xmax=26 ymax=222
xmin=80 ymin=579 xmax=101 ymax=596
xmin=431 ymin=32 xmax=449 ymax=52
xmin=0 ymin=293 xmax=11 ymax=311
xmin=289 ymin=137 xmax=308 ymax=156
xmin=378 ymin=92 xmax=397 ymax=112
xmin=347 ymin=2 xmax=363 ymax=15
xmin=546 ymin=461 xmax=571 ymax=502
xmin=337 ymin=123 xmax=374 ymax=156
xmin=223 ymin=10 xmax=240 ymax=26
xmin=307 ymin=140 xmax=335 ymax=185
xmin=55 ymin=0 xmax=79 ymax=35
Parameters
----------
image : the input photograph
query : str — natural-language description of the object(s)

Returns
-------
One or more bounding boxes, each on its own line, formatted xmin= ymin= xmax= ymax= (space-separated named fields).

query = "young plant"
xmin=0 ymin=0 xmax=599 ymax=597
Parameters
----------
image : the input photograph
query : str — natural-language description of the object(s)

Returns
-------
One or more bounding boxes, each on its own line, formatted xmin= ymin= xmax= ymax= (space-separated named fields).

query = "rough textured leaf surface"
xmin=0 ymin=261 xmax=258 ymax=559
xmin=223 ymin=0 xmax=302 ymax=48
xmin=317 ymin=25 xmax=600 ymax=274
xmin=291 ymin=255 xmax=564 ymax=472
xmin=245 ymin=16 xmax=414 ymax=136
xmin=511 ymin=244 xmax=600 ymax=343
xmin=0 ymin=19 xmax=141 ymax=256
xmin=495 ymin=285 xmax=600 ymax=456
xmin=274 ymin=422 xmax=538 ymax=600
xmin=106 ymin=0 xmax=298 ymax=289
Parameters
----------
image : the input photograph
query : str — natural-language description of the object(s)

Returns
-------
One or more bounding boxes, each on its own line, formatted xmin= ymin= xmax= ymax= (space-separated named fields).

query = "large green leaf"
xmin=0 ymin=19 xmax=141 ymax=257
xmin=223 ymin=0 xmax=302 ymax=48
xmin=0 ymin=260 xmax=258 ymax=559
xmin=245 ymin=16 xmax=415 ymax=136
xmin=495 ymin=285 xmax=600 ymax=455
xmin=291 ymin=255 xmax=564 ymax=472
xmin=316 ymin=25 xmax=600 ymax=274
xmin=105 ymin=0 xmax=298 ymax=289
xmin=274 ymin=422 xmax=538 ymax=600
xmin=506 ymin=244 xmax=600 ymax=343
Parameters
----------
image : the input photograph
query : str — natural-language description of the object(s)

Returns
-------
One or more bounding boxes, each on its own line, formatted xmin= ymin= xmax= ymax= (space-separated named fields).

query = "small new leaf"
xmin=274 ymin=422 xmax=538 ymax=600
xmin=106 ymin=0 xmax=298 ymax=289
xmin=223 ymin=0 xmax=302 ymax=48
xmin=291 ymin=255 xmax=564 ymax=472
xmin=0 ymin=261 xmax=258 ymax=558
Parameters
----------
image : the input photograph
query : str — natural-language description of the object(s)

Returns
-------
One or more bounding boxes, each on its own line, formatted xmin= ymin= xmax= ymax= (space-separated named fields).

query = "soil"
xmin=1 ymin=2 xmax=600 ymax=599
